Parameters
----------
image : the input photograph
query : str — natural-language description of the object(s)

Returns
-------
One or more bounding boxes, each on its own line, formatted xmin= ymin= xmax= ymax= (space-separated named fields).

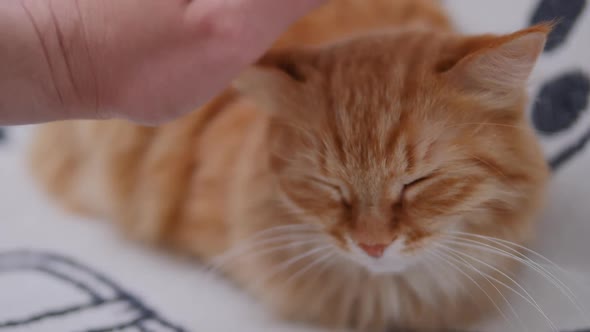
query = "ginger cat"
xmin=30 ymin=0 xmax=550 ymax=330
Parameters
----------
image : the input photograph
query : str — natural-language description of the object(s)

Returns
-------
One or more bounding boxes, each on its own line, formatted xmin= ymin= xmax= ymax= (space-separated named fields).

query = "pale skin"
xmin=0 ymin=0 xmax=326 ymax=125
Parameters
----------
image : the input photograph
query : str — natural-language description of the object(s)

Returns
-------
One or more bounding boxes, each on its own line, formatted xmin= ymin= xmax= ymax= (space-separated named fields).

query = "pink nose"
xmin=358 ymin=243 xmax=388 ymax=258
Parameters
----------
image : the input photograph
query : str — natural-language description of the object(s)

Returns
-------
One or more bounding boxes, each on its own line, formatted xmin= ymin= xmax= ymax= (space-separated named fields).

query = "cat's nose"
xmin=358 ymin=243 xmax=388 ymax=258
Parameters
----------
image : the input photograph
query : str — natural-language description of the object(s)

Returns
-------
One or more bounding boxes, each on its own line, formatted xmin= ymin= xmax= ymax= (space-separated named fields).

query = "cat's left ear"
xmin=233 ymin=49 xmax=317 ymax=113
xmin=442 ymin=24 xmax=552 ymax=102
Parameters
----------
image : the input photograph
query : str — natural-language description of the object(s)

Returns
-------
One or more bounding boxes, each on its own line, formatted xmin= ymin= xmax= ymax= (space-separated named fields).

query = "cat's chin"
xmin=345 ymin=253 xmax=423 ymax=276
xmin=357 ymin=260 xmax=410 ymax=275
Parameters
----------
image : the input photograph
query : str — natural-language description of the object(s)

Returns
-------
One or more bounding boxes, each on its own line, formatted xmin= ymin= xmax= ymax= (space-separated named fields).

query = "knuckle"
xmin=190 ymin=5 xmax=257 ymax=64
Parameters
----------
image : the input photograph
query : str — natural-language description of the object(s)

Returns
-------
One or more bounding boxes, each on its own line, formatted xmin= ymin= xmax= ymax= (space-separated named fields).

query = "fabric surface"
xmin=1 ymin=1 xmax=590 ymax=331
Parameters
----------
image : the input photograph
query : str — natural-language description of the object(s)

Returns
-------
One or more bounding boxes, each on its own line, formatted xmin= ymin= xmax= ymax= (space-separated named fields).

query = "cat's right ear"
xmin=440 ymin=24 xmax=551 ymax=106
xmin=232 ymin=49 xmax=315 ymax=112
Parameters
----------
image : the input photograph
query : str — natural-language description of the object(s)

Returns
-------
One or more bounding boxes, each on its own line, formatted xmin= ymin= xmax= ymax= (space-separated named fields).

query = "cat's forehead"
xmin=312 ymin=31 xmax=450 ymax=117
xmin=312 ymin=36 xmax=450 ymax=138
xmin=318 ymin=30 xmax=447 ymax=81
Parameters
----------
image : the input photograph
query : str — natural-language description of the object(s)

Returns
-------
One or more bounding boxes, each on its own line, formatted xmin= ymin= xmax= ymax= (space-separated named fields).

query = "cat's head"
xmin=234 ymin=25 xmax=550 ymax=275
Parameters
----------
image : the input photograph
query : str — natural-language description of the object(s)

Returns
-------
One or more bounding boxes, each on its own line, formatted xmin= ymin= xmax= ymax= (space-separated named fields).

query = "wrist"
xmin=0 ymin=1 xmax=99 ymax=124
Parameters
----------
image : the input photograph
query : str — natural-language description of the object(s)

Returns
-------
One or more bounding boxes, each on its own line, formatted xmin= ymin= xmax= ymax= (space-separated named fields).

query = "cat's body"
xmin=30 ymin=1 xmax=550 ymax=331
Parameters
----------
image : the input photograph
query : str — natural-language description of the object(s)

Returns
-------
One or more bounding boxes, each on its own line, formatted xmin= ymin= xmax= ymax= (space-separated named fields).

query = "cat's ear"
xmin=233 ymin=49 xmax=316 ymax=112
xmin=441 ymin=24 xmax=551 ymax=102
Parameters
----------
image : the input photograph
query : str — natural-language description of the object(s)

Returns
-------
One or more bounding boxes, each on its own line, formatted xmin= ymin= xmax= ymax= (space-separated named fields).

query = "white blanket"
xmin=1 ymin=1 xmax=589 ymax=331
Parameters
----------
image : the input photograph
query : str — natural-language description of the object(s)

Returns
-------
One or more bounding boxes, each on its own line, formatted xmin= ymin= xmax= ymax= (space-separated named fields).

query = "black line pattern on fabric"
xmin=0 ymin=250 xmax=187 ymax=332
xmin=35 ymin=266 xmax=103 ymax=302
xmin=0 ymin=299 xmax=119 ymax=328
xmin=550 ymin=125 xmax=590 ymax=170
xmin=528 ymin=0 xmax=590 ymax=171
xmin=532 ymin=71 xmax=590 ymax=136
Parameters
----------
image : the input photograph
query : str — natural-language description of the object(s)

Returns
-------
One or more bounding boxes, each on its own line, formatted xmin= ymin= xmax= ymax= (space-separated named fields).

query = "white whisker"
xmin=436 ymin=244 xmax=556 ymax=332
xmin=252 ymin=245 xmax=332 ymax=290
xmin=208 ymin=237 xmax=326 ymax=273
xmin=210 ymin=233 xmax=319 ymax=265
xmin=432 ymin=246 xmax=528 ymax=331
xmin=425 ymin=248 xmax=515 ymax=330
xmin=207 ymin=224 xmax=322 ymax=269
xmin=441 ymin=244 xmax=556 ymax=329
xmin=442 ymin=235 xmax=581 ymax=306
xmin=284 ymin=251 xmax=335 ymax=285
xmin=423 ymin=252 xmax=480 ymax=312
xmin=443 ymin=231 xmax=588 ymax=320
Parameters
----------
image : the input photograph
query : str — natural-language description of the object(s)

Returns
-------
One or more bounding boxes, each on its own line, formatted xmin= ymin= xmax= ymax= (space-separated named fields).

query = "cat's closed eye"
xmin=404 ymin=175 xmax=432 ymax=189
xmin=307 ymin=176 xmax=352 ymax=208
xmin=397 ymin=175 xmax=433 ymax=206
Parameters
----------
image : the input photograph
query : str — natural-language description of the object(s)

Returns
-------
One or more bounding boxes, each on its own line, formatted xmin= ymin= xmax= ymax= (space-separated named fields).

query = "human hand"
xmin=0 ymin=0 xmax=325 ymax=125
